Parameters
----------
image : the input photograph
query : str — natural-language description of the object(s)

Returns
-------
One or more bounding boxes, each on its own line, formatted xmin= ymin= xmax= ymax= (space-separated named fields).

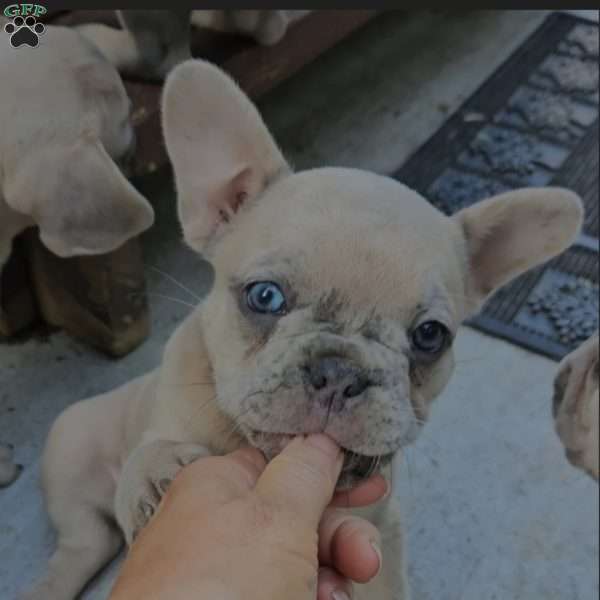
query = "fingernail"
xmin=371 ymin=541 xmax=383 ymax=578
xmin=305 ymin=434 xmax=341 ymax=460
xmin=332 ymin=589 xmax=352 ymax=600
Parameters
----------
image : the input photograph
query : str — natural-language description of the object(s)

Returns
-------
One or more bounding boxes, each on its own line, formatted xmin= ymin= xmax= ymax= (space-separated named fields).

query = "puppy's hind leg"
xmin=355 ymin=497 xmax=410 ymax=600
xmin=22 ymin=507 xmax=122 ymax=600
xmin=22 ymin=399 xmax=124 ymax=600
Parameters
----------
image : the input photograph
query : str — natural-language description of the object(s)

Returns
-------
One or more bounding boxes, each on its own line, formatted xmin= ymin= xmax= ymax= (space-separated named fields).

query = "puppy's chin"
xmin=243 ymin=429 xmax=393 ymax=490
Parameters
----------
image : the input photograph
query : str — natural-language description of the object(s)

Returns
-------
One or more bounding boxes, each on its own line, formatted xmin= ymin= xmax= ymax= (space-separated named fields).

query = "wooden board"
xmin=0 ymin=235 xmax=38 ymax=338
xmin=25 ymin=232 xmax=149 ymax=357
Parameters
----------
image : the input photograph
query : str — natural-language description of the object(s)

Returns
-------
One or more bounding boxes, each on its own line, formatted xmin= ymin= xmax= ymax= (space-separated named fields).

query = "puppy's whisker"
xmin=222 ymin=422 xmax=241 ymax=448
xmin=454 ymin=358 xmax=489 ymax=367
xmin=405 ymin=447 xmax=414 ymax=506
xmin=221 ymin=404 xmax=254 ymax=447
xmin=159 ymin=381 xmax=215 ymax=388
xmin=368 ymin=455 xmax=381 ymax=480
xmin=147 ymin=264 xmax=201 ymax=302
xmin=148 ymin=293 xmax=196 ymax=309
xmin=365 ymin=456 xmax=375 ymax=480
xmin=191 ymin=394 xmax=219 ymax=421
xmin=224 ymin=421 xmax=246 ymax=447
xmin=455 ymin=354 xmax=486 ymax=361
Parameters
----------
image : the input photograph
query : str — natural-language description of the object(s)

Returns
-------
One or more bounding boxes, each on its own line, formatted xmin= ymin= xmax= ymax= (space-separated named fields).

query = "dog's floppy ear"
xmin=455 ymin=187 xmax=583 ymax=311
xmin=162 ymin=59 xmax=290 ymax=251
xmin=4 ymin=136 xmax=154 ymax=257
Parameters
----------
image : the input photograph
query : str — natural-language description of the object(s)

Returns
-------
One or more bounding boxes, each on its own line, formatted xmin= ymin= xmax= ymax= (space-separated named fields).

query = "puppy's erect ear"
xmin=162 ymin=59 xmax=290 ymax=251
xmin=4 ymin=136 xmax=154 ymax=257
xmin=455 ymin=187 xmax=583 ymax=311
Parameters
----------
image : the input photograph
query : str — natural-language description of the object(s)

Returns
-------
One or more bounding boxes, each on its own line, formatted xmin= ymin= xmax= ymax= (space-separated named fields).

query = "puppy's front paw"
xmin=0 ymin=442 xmax=22 ymax=487
xmin=115 ymin=440 xmax=210 ymax=543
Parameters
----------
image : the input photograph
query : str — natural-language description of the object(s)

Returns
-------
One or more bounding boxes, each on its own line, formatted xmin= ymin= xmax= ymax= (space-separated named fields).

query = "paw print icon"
xmin=4 ymin=15 xmax=45 ymax=48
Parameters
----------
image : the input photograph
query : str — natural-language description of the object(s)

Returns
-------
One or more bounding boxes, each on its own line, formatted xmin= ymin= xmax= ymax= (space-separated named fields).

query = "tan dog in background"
xmin=553 ymin=333 xmax=599 ymax=481
xmin=25 ymin=60 xmax=583 ymax=600
xmin=0 ymin=21 xmax=153 ymax=275
xmin=0 ymin=21 xmax=153 ymax=489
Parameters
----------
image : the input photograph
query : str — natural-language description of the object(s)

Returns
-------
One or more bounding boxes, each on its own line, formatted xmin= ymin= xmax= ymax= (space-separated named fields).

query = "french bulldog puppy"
xmin=0 ymin=22 xmax=154 ymax=278
xmin=553 ymin=333 xmax=599 ymax=481
xmin=26 ymin=60 xmax=583 ymax=600
xmin=77 ymin=10 xmax=309 ymax=81
xmin=1 ymin=22 xmax=154 ymax=490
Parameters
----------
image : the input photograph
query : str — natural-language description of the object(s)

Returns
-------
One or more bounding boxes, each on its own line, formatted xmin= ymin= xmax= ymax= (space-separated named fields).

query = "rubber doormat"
xmin=395 ymin=13 xmax=599 ymax=360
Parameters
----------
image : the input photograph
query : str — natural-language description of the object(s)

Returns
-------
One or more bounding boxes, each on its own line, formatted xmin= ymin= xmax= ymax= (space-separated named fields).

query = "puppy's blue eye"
xmin=245 ymin=281 xmax=286 ymax=315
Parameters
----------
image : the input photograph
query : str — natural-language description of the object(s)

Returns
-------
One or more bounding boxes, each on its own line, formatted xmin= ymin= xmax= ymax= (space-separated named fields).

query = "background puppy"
xmin=553 ymin=333 xmax=599 ymax=481
xmin=0 ymin=21 xmax=154 ymax=490
xmin=0 ymin=22 xmax=154 ymax=278
xmin=77 ymin=10 xmax=309 ymax=81
xmin=25 ymin=60 xmax=583 ymax=600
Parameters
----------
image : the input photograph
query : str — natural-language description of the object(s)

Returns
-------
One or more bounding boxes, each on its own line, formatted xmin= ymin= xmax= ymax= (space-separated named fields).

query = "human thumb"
xmin=254 ymin=434 xmax=344 ymax=530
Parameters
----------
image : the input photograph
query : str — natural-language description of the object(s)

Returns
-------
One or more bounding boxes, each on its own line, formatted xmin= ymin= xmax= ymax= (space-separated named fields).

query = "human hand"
xmin=109 ymin=434 xmax=387 ymax=600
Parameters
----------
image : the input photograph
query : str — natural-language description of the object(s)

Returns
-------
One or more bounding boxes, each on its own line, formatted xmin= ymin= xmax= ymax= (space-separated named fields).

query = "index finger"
xmin=254 ymin=434 xmax=344 ymax=530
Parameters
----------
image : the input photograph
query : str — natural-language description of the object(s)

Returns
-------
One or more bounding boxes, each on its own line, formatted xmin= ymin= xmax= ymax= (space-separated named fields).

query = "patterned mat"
xmin=395 ymin=13 xmax=599 ymax=360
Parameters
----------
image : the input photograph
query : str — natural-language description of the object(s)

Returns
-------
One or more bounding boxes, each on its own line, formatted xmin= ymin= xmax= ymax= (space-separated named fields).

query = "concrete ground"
xmin=1 ymin=9 xmax=598 ymax=600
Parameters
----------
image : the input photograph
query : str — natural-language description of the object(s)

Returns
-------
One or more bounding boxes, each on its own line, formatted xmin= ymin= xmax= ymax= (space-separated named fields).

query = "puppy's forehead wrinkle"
xmin=314 ymin=288 xmax=347 ymax=323
xmin=310 ymin=292 xmax=381 ymax=335
xmin=278 ymin=304 xmax=410 ymax=361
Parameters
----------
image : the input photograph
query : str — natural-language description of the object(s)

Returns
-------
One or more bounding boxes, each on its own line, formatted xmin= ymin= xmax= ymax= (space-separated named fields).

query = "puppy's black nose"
xmin=306 ymin=356 xmax=370 ymax=400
